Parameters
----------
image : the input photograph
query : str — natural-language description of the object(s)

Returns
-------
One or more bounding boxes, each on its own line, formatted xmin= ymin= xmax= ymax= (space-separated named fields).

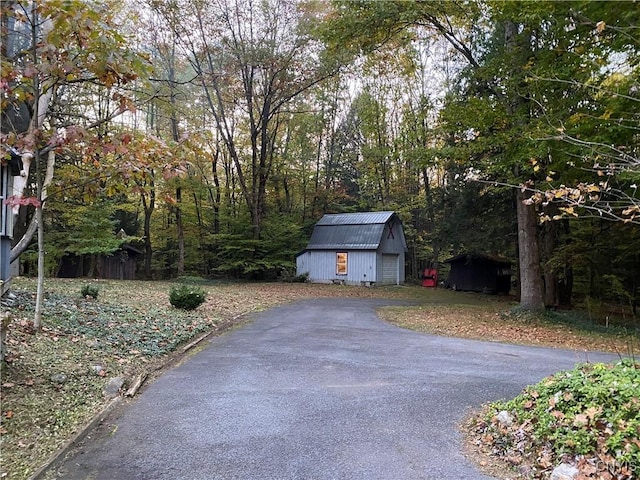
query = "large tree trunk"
xmin=505 ymin=20 xmax=545 ymax=310
xmin=176 ymin=186 xmax=184 ymax=276
xmin=542 ymin=214 xmax=573 ymax=308
xmin=516 ymin=189 xmax=545 ymax=310
xmin=141 ymin=183 xmax=155 ymax=280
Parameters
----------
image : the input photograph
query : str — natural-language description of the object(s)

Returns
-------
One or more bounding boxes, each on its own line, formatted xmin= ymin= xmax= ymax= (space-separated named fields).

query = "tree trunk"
xmin=176 ymin=186 xmax=184 ymax=276
xmin=141 ymin=184 xmax=155 ymax=279
xmin=1 ymin=312 xmax=11 ymax=363
xmin=543 ymin=218 xmax=559 ymax=308
xmin=211 ymin=149 xmax=220 ymax=235
xmin=505 ymin=20 xmax=545 ymax=310
xmin=34 ymin=196 xmax=44 ymax=330
xmin=516 ymin=189 xmax=545 ymax=310
xmin=542 ymin=215 xmax=573 ymax=308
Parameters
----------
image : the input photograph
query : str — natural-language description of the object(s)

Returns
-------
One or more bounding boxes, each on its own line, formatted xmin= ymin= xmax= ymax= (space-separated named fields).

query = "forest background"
xmin=2 ymin=0 xmax=639 ymax=319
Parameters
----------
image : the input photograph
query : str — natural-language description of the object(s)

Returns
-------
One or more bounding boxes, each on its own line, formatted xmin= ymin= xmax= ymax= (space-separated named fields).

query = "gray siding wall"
xmin=376 ymin=221 xmax=406 ymax=285
xmin=1 ymin=239 xmax=11 ymax=295
xmin=297 ymin=250 xmax=378 ymax=285
xmin=378 ymin=222 xmax=406 ymax=254
xmin=1 ymin=167 xmax=13 ymax=294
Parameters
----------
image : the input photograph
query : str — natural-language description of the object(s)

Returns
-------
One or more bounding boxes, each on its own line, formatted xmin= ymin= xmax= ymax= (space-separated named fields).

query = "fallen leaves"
xmin=2 ymin=279 xmax=638 ymax=480
xmin=380 ymin=303 xmax=638 ymax=354
xmin=0 ymin=278 xmax=411 ymax=480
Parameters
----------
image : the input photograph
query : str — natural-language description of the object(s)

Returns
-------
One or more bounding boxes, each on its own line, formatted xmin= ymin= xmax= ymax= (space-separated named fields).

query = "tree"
xmin=1 ymin=0 xmax=147 ymax=326
xmin=319 ymin=0 xmax=638 ymax=310
xmin=150 ymin=0 xmax=342 ymax=239
xmin=319 ymin=0 xmax=548 ymax=305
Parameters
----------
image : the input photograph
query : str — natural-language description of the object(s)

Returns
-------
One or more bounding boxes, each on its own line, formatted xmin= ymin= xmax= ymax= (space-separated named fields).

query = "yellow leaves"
xmin=622 ymin=205 xmax=640 ymax=217
xmin=530 ymin=158 xmax=541 ymax=173
xmin=559 ymin=206 xmax=578 ymax=217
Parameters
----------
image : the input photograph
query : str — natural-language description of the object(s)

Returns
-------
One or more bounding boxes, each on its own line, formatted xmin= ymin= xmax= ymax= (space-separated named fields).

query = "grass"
xmin=1 ymin=278 xmax=638 ymax=479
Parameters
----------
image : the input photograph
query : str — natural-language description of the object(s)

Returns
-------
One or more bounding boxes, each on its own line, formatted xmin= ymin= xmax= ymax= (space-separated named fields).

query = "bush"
xmin=169 ymin=285 xmax=207 ymax=310
xmin=80 ymin=284 xmax=99 ymax=299
xmin=278 ymin=269 xmax=309 ymax=283
xmin=475 ymin=360 xmax=640 ymax=478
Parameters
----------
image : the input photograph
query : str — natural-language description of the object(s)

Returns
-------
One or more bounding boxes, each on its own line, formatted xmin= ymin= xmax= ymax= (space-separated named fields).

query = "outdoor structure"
xmin=296 ymin=211 xmax=407 ymax=286
xmin=57 ymin=244 xmax=142 ymax=280
xmin=444 ymin=253 xmax=512 ymax=294
xmin=0 ymin=153 xmax=21 ymax=296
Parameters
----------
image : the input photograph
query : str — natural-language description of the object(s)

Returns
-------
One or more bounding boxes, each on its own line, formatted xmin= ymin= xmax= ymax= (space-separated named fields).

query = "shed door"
xmin=382 ymin=254 xmax=398 ymax=284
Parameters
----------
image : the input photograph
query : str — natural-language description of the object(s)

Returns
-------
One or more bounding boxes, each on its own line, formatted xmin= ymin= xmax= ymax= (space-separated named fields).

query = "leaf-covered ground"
xmin=0 ymin=279 xmax=637 ymax=479
xmin=379 ymin=301 xmax=638 ymax=354
xmin=0 ymin=278 xmax=409 ymax=479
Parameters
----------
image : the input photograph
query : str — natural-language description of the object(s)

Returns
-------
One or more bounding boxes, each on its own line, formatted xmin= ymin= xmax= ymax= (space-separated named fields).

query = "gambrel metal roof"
xmin=315 ymin=211 xmax=395 ymax=226
xmin=306 ymin=211 xmax=398 ymax=250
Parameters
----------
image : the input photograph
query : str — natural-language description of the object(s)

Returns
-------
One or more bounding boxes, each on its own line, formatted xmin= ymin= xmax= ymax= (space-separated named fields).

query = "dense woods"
xmin=2 ymin=0 xmax=639 ymax=317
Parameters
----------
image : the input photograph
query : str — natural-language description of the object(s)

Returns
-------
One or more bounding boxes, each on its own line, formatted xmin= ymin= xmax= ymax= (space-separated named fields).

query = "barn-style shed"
xmin=296 ymin=211 xmax=407 ymax=286
xmin=444 ymin=253 xmax=512 ymax=294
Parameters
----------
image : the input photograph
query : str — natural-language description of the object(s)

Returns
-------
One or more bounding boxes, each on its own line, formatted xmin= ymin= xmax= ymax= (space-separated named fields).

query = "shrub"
xmin=475 ymin=360 xmax=640 ymax=478
xmin=278 ymin=269 xmax=309 ymax=283
xmin=291 ymin=272 xmax=310 ymax=283
xmin=80 ymin=284 xmax=99 ymax=299
xmin=169 ymin=285 xmax=207 ymax=310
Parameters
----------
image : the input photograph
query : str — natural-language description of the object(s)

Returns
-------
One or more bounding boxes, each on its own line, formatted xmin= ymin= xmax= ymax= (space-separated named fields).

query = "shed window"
xmin=336 ymin=252 xmax=348 ymax=275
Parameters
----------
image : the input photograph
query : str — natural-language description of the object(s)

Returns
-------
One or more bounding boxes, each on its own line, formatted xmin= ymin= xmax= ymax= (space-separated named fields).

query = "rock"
xmin=1 ymin=292 xmax=17 ymax=307
xmin=103 ymin=377 xmax=125 ymax=398
xmin=496 ymin=410 xmax=513 ymax=427
xmin=50 ymin=373 xmax=67 ymax=384
xmin=550 ymin=463 xmax=579 ymax=480
xmin=91 ymin=365 xmax=104 ymax=375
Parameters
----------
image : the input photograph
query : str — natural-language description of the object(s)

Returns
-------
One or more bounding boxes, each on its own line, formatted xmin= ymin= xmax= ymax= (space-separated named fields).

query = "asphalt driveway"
xmin=47 ymin=298 xmax=617 ymax=480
